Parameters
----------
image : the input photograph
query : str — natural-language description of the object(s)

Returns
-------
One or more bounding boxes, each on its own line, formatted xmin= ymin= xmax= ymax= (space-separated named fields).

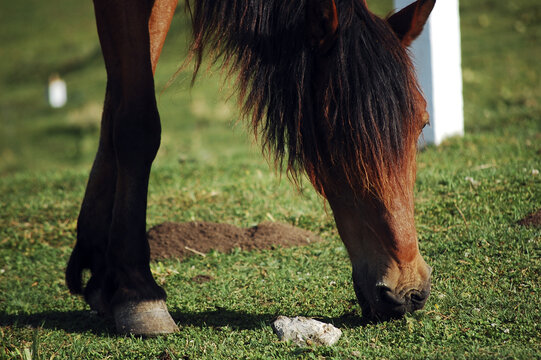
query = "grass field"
xmin=1 ymin=0 xmax=540 ymax=359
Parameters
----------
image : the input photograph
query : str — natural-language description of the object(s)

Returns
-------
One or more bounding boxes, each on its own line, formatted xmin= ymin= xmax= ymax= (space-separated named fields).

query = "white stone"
xmin=272 ymin=316 xmax=342 ymax=346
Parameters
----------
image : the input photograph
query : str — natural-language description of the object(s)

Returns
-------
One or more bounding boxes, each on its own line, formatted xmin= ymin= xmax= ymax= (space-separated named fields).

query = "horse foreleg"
xmin=66 ymin=0 xmax=178 ymax=335
xmin=66 ymin=82 xmax=117 ymax=314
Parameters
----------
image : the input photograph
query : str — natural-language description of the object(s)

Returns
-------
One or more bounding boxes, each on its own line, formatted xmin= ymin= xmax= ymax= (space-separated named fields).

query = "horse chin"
xmin=352 ymin=280 xmax=374 ymax=319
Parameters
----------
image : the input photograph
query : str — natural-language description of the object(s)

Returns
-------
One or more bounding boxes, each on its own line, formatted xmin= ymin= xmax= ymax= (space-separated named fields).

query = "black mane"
xmin=187 ymin=0 xmax=423 ymax=205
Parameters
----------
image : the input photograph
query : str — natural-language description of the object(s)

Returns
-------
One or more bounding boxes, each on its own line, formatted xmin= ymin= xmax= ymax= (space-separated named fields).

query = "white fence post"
xmin=393 ymin=0 xmax=464 ymax=145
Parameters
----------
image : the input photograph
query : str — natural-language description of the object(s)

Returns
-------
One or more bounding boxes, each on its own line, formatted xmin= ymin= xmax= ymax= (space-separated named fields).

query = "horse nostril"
xmin=372 ymin=285 xmax=407 ymax=319
xmin=377 ymin=286 xmax=405 ymax=306
xmin=410 ymin=292 xmax=426 ymax=302
xmin=408 ymin=291 xmax=429 ymax=309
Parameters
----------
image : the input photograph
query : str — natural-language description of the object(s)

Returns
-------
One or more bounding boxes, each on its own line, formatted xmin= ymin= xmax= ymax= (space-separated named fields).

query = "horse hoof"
xmin=114 ymin=300 xmax=179 ymax=336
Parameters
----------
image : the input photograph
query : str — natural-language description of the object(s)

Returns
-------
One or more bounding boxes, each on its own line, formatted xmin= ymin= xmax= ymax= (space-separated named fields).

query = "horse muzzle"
xmin=353 ymin=272 xmax=431 ymax=321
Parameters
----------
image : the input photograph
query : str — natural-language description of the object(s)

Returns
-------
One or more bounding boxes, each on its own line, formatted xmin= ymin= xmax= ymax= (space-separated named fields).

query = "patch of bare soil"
xmin=147 ymin=221 xmax=320 ymax=261
xmin=518 ymin=209 xmax=541 ymax=227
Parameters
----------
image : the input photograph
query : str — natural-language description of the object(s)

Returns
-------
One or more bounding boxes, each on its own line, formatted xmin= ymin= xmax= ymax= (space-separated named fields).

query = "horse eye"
xmin=421 ymin=111 xmax=429 ymax=129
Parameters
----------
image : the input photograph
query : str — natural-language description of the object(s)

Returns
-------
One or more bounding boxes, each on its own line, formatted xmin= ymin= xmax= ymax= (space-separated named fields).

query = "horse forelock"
xmin=187 ymin=0 xmax=423 ymax=208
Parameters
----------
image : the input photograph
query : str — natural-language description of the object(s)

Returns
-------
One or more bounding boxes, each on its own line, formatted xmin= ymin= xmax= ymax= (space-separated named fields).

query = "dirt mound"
xmin=147 ymin=221 xmax=320 ymax=261
xmin=518 ymin=209 xmax=541 ymax=227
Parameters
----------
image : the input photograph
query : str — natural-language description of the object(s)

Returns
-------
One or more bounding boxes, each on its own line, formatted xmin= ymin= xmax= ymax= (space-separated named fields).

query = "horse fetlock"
xmin=65 ymin=244 xmax=87 ymax=295
xmin=114 ymin=300 xmax=179 ymax=335
xmin=85 ymin=287 xmax=110 ymax=316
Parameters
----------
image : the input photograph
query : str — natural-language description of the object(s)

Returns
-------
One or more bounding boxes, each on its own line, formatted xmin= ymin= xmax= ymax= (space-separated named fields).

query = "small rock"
xmin=272 ymin=316 xmax=342 ymax=346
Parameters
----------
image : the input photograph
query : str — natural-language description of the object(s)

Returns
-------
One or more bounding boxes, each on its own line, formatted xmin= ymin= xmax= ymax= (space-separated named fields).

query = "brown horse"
xmin=66 ymin=0 xmax=436 ymax=335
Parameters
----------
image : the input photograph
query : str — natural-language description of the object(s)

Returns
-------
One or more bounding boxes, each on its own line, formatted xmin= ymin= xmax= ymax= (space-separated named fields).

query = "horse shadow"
xmin=0 ymin=310 xmax=114 ymax=336
xmin=0 ymin=306 xmax=368 ymax=336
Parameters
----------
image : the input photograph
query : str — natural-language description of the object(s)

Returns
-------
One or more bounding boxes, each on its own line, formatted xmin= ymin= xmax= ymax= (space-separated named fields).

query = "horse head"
xmin=307 ymin=0 xmax=435 ymax=320
xmin=187 ymin=0 xmax=436 ymax=322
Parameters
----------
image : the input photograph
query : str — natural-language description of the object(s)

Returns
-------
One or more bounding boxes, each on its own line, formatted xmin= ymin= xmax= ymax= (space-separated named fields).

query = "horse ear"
xmin=307 ymin=0 xmax=339 ymax=53
xmin=387 ymin=0 xmax=436 ymax=46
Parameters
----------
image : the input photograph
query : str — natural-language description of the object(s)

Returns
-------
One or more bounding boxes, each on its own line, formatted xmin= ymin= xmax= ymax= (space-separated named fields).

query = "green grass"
xmin=1 ymin=0 xmax=540 ymax=359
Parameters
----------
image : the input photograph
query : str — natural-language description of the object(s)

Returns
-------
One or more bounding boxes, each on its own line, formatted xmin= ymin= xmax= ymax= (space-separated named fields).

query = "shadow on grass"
xmin=0 ymin=307 xmax=368 ymax=335
xmin=171 ymin=308 xmax=368 ymax=330
xmin=0 ymin=310 xmax=114 ymax=335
